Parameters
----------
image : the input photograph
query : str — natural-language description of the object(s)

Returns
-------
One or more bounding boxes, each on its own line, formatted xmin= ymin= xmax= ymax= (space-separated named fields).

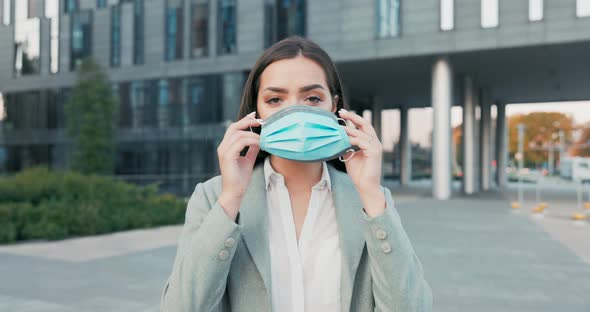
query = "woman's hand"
xmin=216 ymin=111 xmax=261 ymax=221
xmin=338 ymin=108 xmax=386 ymax=217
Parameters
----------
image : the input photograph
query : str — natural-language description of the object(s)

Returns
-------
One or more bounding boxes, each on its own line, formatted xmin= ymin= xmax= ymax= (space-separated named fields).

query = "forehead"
xmin=259 ymin=56 xmax=328 ymax=90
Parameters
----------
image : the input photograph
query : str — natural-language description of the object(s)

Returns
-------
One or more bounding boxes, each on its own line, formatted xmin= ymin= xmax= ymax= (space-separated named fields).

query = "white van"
xmin=560 ymin=157 xmax=590 ymax=183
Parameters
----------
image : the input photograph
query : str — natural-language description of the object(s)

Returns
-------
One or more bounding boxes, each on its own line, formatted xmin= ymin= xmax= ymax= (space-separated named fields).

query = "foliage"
xmin=64 ymin=58 xmax=119 ymax=175
xmin=0 ymin=167 xmax=186 ymax=244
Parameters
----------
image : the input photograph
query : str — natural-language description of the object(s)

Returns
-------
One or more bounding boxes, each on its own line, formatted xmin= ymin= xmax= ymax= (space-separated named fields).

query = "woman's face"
xmin=256 ymin=55 xmax=338 ymax=119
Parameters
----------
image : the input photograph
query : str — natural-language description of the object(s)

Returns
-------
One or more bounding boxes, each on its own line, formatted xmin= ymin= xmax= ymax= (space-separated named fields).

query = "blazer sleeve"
xmin=361 ymin=186 xmax=433 ymax=312
xmin=160 ymin=181 xmax=243 ymax=312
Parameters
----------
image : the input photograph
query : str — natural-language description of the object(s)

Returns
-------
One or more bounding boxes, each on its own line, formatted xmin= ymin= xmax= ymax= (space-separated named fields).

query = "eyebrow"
xmin=263 ymin=84 xmax=325 ymax=93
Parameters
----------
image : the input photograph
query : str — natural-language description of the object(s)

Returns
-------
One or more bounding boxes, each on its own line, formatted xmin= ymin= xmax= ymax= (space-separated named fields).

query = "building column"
xmin=372 ymin=96 xmax=382 ymax=141
xmin=431 ymin=56 xmax=453 ymax=200
xmin=495 ymin=102 xmax=508 ymax=189
xmin=462 ymin=76 xmax=476 ymax=194
xmin=400 ymin=105 xmax=411 ymax=186
xmin=479 ymin=88 xmax=492 ymax=191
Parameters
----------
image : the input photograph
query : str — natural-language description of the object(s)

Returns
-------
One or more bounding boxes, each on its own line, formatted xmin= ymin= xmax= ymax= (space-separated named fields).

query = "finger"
xmin=344 ymin=126 xmax=373 ymax=140
xmin=225 ymin=137 xmax=261 ymax=159
xmin=339 ymin=109 xmax=377 ymax=137
xmin=225 ymin=131 xmax=260 ymax=152
xmin=219 ymin=131 xmax=260 ymax=156
xmin=244 ymin=144 xmax=260 ymax=163
xmin=224 ymin=112 xmax=262 ymax=139
xmin=348 ymin=136 xmax=373 ymax=151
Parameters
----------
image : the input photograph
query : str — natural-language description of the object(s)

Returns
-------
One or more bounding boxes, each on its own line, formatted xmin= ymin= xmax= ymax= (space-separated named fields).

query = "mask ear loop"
xmin=337 ymin=118 xmax=355 ymax=162
xmin=247 ymin=114 xmax=265 ymax=132
xmin=339 ymin=148 xmax=355 ymax=162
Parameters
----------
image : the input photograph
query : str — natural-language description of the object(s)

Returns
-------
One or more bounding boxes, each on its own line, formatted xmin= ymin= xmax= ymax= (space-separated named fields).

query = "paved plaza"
xmin=0 ymin=184 xmax=589 ymax=311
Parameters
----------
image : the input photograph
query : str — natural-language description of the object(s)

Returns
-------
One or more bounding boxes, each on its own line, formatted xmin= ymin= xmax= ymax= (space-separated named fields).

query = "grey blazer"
xmin=159 ymin=163 xmax=433 ymax=312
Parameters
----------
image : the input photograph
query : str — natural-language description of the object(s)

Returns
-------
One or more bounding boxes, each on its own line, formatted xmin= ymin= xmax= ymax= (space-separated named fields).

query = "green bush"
xmin=0 ymin=167 xmax=187 ymax=244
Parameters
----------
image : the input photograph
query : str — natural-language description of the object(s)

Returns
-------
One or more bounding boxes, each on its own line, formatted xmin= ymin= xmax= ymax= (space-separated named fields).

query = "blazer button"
xmin=375 ymin=229 xmax=387 ymax=240
xmin=381 ymin=242 xmax=392 ymax=254
xmin=224 ymin=237 xmax=236 ymax=248
xmin=218 ymin=249 xmax=230 ymax=261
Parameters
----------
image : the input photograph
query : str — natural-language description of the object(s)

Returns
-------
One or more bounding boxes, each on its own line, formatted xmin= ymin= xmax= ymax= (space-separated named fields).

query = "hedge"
xmin=0 ymin=167 xmax=186 ymax=244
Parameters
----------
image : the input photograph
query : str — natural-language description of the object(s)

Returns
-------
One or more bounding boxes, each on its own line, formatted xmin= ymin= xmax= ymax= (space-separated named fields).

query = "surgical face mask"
xmin=248 ymin=105 xmax=358 ymax=162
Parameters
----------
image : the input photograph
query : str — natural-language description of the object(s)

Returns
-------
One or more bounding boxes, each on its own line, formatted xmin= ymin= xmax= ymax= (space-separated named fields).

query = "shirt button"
xmin=381 ymin=242 xmax=392 ymax=254
xmin=375 ymin=229 xmax=387 ymax=240
xmin=218 ymin=249 xmax=230 ymax=261
xmin=224 ymin=237 xmax=236 ymax=248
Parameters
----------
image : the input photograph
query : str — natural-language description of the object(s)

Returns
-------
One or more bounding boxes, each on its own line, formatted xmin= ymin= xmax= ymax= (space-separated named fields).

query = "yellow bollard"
xmin=510 ymin=202 xmax=521 ymax=209
xmin=538 ymin=202 xmax=549 ymax=209
xmin=584 ymin=202 xmax=590 ymax=210
xmin=572 ymin=213 xmax=587 ymax=221
xmin=532 ymin=205 xmax=545 ymax=214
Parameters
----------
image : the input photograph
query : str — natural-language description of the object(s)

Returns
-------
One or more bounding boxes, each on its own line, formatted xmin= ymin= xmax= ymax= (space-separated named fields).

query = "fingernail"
xmin=339 ymin=108 xmax=348 ymax=113
xmin=248 ymin=111 xmax=256 ymax=116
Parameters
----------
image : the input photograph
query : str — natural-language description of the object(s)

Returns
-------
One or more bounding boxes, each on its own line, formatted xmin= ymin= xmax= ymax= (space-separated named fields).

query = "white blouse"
xmin=264 ymin=157 xmax=342 ymax=312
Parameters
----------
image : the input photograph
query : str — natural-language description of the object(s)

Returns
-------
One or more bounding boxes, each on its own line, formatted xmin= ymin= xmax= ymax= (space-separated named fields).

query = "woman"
xmin=159 ymin=36 xmax=432 ymax=312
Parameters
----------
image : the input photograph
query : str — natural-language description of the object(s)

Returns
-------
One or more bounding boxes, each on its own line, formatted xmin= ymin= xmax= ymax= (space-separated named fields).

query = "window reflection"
xmin=64 ymin=0 xmax=79 ymax=13
xmin=376 ymin=0 xmax=401 ymax=38
xmin=264 ymin=0 xmax=306 ymax=48
xmin=14 ymin=18 xmax=41 ymax=77
xmin=45 ymin=0 xmax=60 ymax=74
xmin=165 ymin=0 xmax=184 ymax=61
xmin=133 ymin=0 xmax=144 ymax=65
xmin=190 ymin=0 xmax=208 ymax=57
xmin=111 ymin=5 xmax=121 ymax=67
xmin=440 ymin=0 xmax=453 ymax=31
xmin=218 ymin=0 xmax=236 ymax=55
xmin=70 ymin=11 xmax=93 ymax=70
xmin=2 ymin=0 xmax=11 ymax=25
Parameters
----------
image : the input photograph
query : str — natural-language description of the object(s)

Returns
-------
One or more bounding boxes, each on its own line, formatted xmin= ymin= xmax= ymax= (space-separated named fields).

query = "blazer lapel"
xmin=238 ymin=165 xmax=273 ymax=305
xmin=328 ymin=165 xmax=366 ymax=312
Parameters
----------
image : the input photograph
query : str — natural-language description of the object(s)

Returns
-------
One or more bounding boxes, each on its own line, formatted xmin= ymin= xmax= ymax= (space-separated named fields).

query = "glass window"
xmin=376 ymin=0 xmax=401 ymax=38
xmin=481 ymin=0 xmax=498 ymax=28
xmin=27 ymin=0 xmax=40 ymax=18
xmin=133 ymin=0 xmax=144 ymax=64
xmin=264 ymin=0 xmax=305 ymax=48
xmin=70 ymin=10 xmax=93 ymax=71
xmin=110 ymin=5 xmax=121 ymax=67
xmin=97 ymin=0 xmax=107 ymax=8
xmin=217 ymin=0 xmax=236 ymax=55
xmin=186 ymin=75 xmax=221 ymax=124
xmin=2 ymin=0 xmax=11 ymax=25
xmin=14 ymin=18 xmax=41 ymax=77
xmin=190 ymin=0 xmax=208 ymax=57
xmin=577 ymin=0 xmax=590 ymax=17
xmin=440 ymin=0 xmax=453 ymax=31
xmin=165 ymin=0 xmax=184 ymax=61
xmin=64 ymin=0 xmax=79 ymax=13
xmin=529 ymin=0 xmax=543 ymax=21
xmin=45 ymin=0 xmax=59 ymax=74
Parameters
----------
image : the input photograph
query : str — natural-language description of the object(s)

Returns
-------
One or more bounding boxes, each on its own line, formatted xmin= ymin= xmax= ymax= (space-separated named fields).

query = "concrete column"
xmin=400 ymin=106 xmax=411 ymax=185
xmin=372 ymin=96 xmax=382 ymax=141
xmin=479 ymin=88 xmax=492 ymax=191
xmin=462 ymin=76 xmax=476 ymax=194
xmin=495 ymin=102 xmax=508 ymax=189
xmin=431 ymin=56 xmax=453 ymax=200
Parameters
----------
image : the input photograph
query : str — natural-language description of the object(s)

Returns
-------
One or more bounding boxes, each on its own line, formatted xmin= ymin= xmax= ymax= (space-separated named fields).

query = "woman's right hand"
xmin=216 ymin=111 xmax=261 ymax=221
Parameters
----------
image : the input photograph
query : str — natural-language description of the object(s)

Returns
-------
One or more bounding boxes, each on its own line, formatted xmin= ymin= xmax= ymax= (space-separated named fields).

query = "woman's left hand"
xmin=338 ymin=108 xmax=386 ymax=217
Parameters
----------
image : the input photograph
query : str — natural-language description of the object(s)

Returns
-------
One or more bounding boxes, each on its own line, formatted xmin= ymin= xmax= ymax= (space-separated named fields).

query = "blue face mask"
xmin=249 ymin=105 xmax=358 ymax=162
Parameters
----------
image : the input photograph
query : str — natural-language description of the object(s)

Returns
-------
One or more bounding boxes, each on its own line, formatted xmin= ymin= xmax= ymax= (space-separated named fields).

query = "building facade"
xmin=1 ymin=0 xmax=590 ymax=197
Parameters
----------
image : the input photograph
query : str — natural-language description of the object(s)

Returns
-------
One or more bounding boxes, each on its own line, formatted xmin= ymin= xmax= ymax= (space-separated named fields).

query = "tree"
xmin=64 ymin=58 xmax=118 ymax=175
xmin=507 ymin=112 xmax=574 ymax=167
xmin=571 ymin=122 xmax=590 ymax=157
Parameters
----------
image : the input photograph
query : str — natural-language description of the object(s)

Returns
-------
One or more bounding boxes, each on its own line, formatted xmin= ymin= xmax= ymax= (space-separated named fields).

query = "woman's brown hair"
xmin=237 ymin=35 xmax=348 ymax=172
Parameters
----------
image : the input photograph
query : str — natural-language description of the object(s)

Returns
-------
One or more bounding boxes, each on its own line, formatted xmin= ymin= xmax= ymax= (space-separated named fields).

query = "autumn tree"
xmin=507 ymin=112 xmax=574 ymax=166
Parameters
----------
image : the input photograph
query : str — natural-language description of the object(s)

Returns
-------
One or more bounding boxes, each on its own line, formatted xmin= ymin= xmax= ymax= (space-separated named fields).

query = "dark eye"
xmin=306 ymin=96 xmax=322 ymax=104
xmin=266 ymin=97 xmax=281 ymax=104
